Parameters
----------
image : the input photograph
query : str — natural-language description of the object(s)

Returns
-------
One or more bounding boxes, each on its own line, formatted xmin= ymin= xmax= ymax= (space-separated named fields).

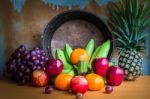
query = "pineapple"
xmin=109 ymin=0 xmax=150 ymax=80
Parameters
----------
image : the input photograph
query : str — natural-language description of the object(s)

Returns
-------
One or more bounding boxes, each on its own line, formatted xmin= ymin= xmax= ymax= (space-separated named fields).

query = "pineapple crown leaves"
xmin=109 ymin=0 xmax=150 ymax=52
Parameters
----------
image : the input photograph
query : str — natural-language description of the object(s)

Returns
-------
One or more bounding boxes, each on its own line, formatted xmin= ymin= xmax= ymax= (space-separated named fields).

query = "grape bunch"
xmin=6 ymin=45 xmax=48 ymax=85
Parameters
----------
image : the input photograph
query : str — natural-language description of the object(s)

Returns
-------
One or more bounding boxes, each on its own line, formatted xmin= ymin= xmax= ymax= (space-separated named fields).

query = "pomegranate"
xmin=70 ymin=76 xmax=88 ymax=94
xmin=92 ymin=58 xmax=109 ymax=77
xmin=45 ymin=59 xmax=63 ymax=76
xmin=32 ymin=70 xmax=49 ymax=87
xmin=106 ymin=66 xmax=124 ymax=86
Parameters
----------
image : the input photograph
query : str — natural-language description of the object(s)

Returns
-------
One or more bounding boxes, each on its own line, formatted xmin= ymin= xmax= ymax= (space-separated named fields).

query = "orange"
xmin=85 ymin=73 xmax=104 ymax=91
xmin=70 ymin=48 xmax=90 ymax=65
xmin=54 ymin=74 xmax=73 ymax=90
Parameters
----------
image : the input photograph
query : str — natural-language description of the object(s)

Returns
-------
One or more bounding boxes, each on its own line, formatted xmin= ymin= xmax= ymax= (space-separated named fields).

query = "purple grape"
xmin=31 ymin=65 xmax=37 ymax=71
xmin=16 ymin=58 xmax=21 ymax=64
xmin=45 ymin=57 xmax=49 ymax=61
xmin=18 ymin=72 xmax=23 ymax=77
xmin=11 ymin=59 xmax=17 ymax=65
xmin=18 ymin=65 xmax=25 ymax=72
xmin=41 ymin=67 xmax=46 ymax=71
xmin=19 ymin=45 xmax=26 ymax=51
xmin=39 ymin=61 xmax=44 ymax=66
xmin=18 ymin=48 xmax=23 ymax=53
xmin=24 ymin=68 xmax=30 ymax=74
xmin=35 ymin=60 xmax=40 ymax=65
xmin=40 ymin=56 xmax=45 ymax=61
xmin=45 ymin=85 xmax=53 ymax=94
xmin=27 ymin=62 xmax=34 ymax=67
xmin=76 ymin=93 xmax=83 ymax=99
xmin=30 ymin=56 xmax=37 ymax=62
xmin=105 ymin=85 xmax=113 ymax=94
xmin=17 ymin=45 xmax=26 ymax=53
xmin=36 ymin=50 xmax=40 ymax=55
xmin=41 ymin=52 xmax=46 ymax=56
xmin=7 ymin=45 xmax=48 ymax=85
xmin=16 ymin=53 xmax=21 ymax=58
xmin=33 ymin=47 xmax=39 ymax=50
xmin=21 ymin=60 xmax=27 ymax=65
xmin=31 ymin=51 xmax=36 ymax=56
xmin=25 ymin=54 xmax=31 ymax=60
xmin=37 ymin=54 xmax=41 ymax=59
xmin=23 ymin=50 xmax=29 ymax=56
xmin=7 ymin=64 xmax=15 ymax=73
xmin=37 ymin=66 xmax=41 ymax=70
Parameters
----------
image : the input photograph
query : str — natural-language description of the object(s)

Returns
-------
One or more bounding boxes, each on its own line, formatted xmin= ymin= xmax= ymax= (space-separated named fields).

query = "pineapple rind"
xmin=119 ymin=49 xmax=143 ymax=80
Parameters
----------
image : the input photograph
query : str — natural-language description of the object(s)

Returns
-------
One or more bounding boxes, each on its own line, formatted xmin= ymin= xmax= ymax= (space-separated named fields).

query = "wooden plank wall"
xmin=0 ymin=0 xmax=108 ymax=76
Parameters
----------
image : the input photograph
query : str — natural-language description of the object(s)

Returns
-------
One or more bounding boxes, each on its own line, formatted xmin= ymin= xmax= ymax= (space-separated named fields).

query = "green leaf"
xmin=140 ymin=3 xmax=150 ymax=20
xmin=121 ymin=17 xmax=130 ymax=36
xmin=120 ymin=0 xmax=126 ymax=16
xmin=138 ymin=33 xmax=150 ymax=42
xmin=125 ymin=0 xmax=130 ymax=23
xmin=129 ymin=0 xmax=133 ymax=14
xmin=109 ymin=8 xmax=122 ymax=27
xmin=134 ymin=0 xmax=139 ymax=17
xmin=143 ymin=19 xmax=150 ymax=29
xmin=138 ymin=33 xmax=150 ymax=41
xmin=117 ymin=38 xmax=127 ymax=46
xmin=115 ymin=26 xmax=128 ymax=38
xmin=129 ymin=32 xmax=134 ymax=42
xmin=111 ymin=2 xmax=123 ymax=16
xmin=112 ymin=31 xmax=122 ymax=39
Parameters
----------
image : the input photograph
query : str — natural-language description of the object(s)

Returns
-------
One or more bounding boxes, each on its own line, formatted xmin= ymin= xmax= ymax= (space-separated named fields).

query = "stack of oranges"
xmin=54 ymin=73 xmax=105 ymax=91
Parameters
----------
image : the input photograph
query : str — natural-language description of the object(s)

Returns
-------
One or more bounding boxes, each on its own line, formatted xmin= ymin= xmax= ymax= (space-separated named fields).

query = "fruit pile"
xmin=6 ymin=39 xmax=124 ymax=99
xmin=6 ymin=45 xmax=48 ymax=85
xmin=43 ymin=39 xmax=124 ymax=98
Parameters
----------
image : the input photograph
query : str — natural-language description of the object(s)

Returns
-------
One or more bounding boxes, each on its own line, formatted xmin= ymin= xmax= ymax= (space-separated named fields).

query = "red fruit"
xmin=105 ymin=85 xmax=113 ymax=94
xmin=92 ymin=58 xmax=109 ymax=77
xmin=106 ymin=66 xmax=124 ymax=86
xmin=70 ymin=76 xmax=88 ymax=94
xmin=32 ymin=70 xmax=49 ymax=87
xmin=45 ymin=59 xmax=63 ymax=76
xmin=45 ymin=85 xmax=53 ymax=94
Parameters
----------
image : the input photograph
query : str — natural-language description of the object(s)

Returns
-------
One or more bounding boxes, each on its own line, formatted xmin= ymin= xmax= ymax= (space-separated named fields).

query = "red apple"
xmin=45 ymin=59 xmax=63 ymax=76
xmin=70 ymin=76 xmax=88 ymax=94
xmin=92 ymin=58 xmax=109 ymax=77
xmin=106 ymin=66 xmax=124 ymax=86
xmin=32 ymin=70 xmax=49 ymax=87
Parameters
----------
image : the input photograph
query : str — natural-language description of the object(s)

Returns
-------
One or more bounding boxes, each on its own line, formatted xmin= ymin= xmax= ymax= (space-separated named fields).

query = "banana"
xmin=62 ymin=69 xmax=75 ymax=76
xmin=68 ymin=70 xmax=75 ymax=76
xmin=96 ymin=40 xmax=111 ymax=58
xmin=88 ymin=46 xmax=101 ymax=68
xmin=55 ymin=48 xmax=68 ymax=64
xmin=62 ymin=68 xmax=72 ymax=74
xmin=63 ymin=63 xmax=73 ymax=70
xmin=88 ymin=40 xmax=111 ymax=69
xmin=56 ymin=48 xmax=71 ymax=75
xmin=78 ymin=61 xmax=88 ymax=74
xmin=64 ymin=43 xmax=72 ymax=63
xmin=85 ymin=39 xmax=94 ymax=58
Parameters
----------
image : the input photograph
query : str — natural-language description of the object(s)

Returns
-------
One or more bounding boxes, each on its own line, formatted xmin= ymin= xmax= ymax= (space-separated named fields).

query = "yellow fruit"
xmin=54 ymin=74 xmax=73 ymax=90
xmin=86 ymin=73 xmax=104 ymax=91
xmin=70 ymin=48 xmax=90 ymax=65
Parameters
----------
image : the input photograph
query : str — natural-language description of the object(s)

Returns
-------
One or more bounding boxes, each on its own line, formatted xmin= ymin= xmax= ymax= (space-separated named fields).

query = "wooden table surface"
xmin=0 ymin=76 xmax=150 ymax=99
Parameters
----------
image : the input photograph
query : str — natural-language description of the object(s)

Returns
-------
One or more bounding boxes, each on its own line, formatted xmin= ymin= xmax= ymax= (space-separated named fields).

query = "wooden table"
xmin=0 ymin=76 xmax=150 ymax=99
